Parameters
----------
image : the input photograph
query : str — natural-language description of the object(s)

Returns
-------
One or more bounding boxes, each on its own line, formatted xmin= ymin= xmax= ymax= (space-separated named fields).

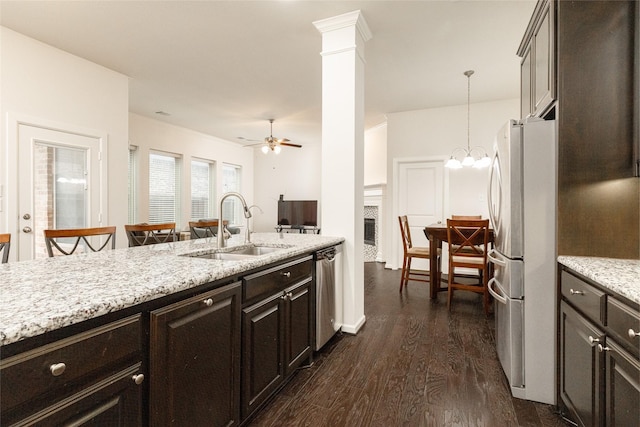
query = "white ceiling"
xmin=0 ymin=0 xmax=535 ymax=148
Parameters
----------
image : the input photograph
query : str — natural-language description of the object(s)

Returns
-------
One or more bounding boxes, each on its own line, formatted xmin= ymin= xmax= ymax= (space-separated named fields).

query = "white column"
xmin=314 ymin=11 xmax=371 ymax=334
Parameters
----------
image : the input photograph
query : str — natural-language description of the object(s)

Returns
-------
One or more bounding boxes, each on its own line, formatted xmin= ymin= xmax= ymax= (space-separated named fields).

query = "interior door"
xmin=396 ymin=160 xmax=444 ymax=270
xmin=18 ymin=125 xmax=103 ymax=260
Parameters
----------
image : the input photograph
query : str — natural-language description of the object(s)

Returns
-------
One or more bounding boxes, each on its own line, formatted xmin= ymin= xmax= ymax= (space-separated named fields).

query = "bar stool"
xmin=125 ymin=223 xmax=177 ymax=247
xmin=0 ymin=233 xmax=11 ymax=263
xmin=43 ymin=227 xmax=116 ymax=257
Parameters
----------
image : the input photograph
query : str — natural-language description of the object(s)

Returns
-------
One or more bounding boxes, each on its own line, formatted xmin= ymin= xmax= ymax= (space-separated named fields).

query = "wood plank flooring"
xmin=247 ymin=262 xmax=570 ymax=427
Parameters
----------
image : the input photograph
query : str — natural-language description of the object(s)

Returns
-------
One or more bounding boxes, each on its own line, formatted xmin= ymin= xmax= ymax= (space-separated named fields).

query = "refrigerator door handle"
xmin=488 ymin=277 xmax=508 ymax=305
xmin=488 ymin=249 xmax=506 ymax=267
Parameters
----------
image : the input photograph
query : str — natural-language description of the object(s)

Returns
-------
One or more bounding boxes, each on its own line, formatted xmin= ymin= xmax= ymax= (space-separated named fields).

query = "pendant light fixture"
xmin=445 ymin=70 xmax=491 ymax=169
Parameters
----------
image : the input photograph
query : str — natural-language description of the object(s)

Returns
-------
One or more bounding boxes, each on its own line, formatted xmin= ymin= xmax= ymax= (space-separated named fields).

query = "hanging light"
xmin=445 ymin=70 xmax=491 ymax=169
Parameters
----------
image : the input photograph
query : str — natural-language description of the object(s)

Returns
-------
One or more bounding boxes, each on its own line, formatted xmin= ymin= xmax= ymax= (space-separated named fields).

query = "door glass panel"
xmin=33 ymin=144 xmax=87 ymax=258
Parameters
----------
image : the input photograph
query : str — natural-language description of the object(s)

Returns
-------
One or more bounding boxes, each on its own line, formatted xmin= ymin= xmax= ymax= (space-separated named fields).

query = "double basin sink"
xmin=185 ymin=244 xmax=290 ymax=261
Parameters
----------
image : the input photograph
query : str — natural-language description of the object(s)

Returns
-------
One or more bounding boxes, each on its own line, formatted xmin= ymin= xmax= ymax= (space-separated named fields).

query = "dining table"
xmin=423 ymin=222 xmax=495 ymax=299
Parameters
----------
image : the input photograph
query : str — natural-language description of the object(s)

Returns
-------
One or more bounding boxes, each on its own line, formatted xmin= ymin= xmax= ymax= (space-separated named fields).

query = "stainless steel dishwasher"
xmin=315 ymin=245 xmax=342 ymax=350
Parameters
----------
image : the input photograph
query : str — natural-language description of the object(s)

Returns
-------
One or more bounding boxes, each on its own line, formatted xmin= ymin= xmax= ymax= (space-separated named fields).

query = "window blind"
xmin=149 ymin=151 xmax=181 ymax=225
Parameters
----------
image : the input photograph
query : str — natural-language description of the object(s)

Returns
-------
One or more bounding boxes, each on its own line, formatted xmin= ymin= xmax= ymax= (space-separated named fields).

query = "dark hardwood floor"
xmin=248 ymin=262 xmax=570 ymax=427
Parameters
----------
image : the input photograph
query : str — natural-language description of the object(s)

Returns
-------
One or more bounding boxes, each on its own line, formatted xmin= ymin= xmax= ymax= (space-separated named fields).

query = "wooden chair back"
xmin=446 ymin=219 xmax=490 ymax=265
xmin=398 ymin=215 xmax=414 ymax=254
xmin=188 ymin=220 xmax=228 ymax=239
xmin=451 ymin=215 xmax=482 ymax=220
xmin=44 ymin=227 xmax=116 ymax=257
xmin=0 ymin=233 xmax=10 ymax=263
xmin=125 ymin=223 xmax=177 ymax=247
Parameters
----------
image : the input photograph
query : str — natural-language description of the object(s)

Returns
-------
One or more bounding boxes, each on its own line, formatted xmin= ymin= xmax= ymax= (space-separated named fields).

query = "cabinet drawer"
xmin=243 ymin=256 xmax=313 ymax=303
xmin=1 ymin=314 xmax=142 ymax=412
xmin=561 ymin=271 xmax=604 ymax=323
xmin=607 ymin=297 xmax=640 ymax=357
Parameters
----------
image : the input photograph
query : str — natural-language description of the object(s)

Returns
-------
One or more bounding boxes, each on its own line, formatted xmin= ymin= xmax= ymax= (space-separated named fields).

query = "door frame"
xmin=388 ymin=156 xmax=450 ymax=270
xmin=5 ymin=113 xmax=108 ymax=261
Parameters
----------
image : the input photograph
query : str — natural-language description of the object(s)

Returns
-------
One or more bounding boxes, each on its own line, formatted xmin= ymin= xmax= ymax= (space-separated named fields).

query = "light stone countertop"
xmin=558 ymin=256 xmax=640 ymax=305
xmin=0 ymin=233 xmax=343 ymax=347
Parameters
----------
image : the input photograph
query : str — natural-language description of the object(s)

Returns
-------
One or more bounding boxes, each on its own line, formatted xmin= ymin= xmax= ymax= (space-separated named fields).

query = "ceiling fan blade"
xmin=276 ymin=138 xmax=290 ymax=143
xmin=280 ymin=142 xmax=302 ymax=148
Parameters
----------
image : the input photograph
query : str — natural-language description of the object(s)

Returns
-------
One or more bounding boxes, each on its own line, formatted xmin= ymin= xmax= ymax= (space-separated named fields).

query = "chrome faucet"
xmin=217 ymin=192 xmax=252 ymax=248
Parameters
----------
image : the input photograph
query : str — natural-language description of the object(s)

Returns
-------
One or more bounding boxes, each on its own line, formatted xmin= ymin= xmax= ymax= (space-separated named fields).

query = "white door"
xmin=18 ymin=125 xmax=103 ymax=260
xmin=396 ymin=160 xmax=444 ymax=270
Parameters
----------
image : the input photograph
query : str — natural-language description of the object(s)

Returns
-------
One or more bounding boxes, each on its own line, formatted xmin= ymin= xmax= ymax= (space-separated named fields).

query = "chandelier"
xmin=445 ymin=70 xmax=491 ymax=169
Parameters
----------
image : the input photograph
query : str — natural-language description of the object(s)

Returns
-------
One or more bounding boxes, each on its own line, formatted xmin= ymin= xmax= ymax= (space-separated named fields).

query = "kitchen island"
xmin=0 ymin=232 xmax=343 ymax=426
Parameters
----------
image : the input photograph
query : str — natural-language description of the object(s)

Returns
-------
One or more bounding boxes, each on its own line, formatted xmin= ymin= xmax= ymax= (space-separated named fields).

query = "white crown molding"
xmin=313 ymin=10 xmax=372 ymax=42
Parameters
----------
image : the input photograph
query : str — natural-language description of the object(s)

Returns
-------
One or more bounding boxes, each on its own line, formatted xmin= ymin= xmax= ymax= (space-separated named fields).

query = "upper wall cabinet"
xmin=518 ymin=0 xmax=555 ymax=120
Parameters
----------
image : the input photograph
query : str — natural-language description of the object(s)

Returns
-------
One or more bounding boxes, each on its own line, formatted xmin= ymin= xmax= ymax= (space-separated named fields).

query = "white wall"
xmin=384 ymin=99 xmax=519 ymax=265
xmin=129 ymin=113 xmax=254 ymax=233
xmin=251 ymin=141 xmax=321 ymax=232
xmin=364 ymin=122 xmax=387 ymax=186
xmin=0 ymin=27 xmax=129 ymax=249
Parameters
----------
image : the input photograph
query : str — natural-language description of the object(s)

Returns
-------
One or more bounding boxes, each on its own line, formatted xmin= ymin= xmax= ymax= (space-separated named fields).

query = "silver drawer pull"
xmin=281 ymin=271 xmax=291 ymax=278
xmin=132 ymin=374 xmax=145 ymax=385
xmin=203 ymin=298 xmax=213 ymax=307
xmin=597 ymin=344 xmax=610 ymax=353
xmin=49 ymin=363 xmax=66 ymax=376
xmin=569 ymin=289 xmax=584 ymax=295
xmin=629 ymin=329 xmax=640 ymax=339
xmin=588 ymin=336 xmax=600 ymax=345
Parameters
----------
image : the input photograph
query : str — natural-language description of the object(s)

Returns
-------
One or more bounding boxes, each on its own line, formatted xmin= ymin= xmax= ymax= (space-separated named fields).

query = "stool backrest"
xmin=44 ymin=227 xmax=116 ymax=257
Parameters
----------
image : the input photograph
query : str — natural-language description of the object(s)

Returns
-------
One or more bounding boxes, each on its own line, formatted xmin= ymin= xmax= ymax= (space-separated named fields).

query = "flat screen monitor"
xmin=277 ymin=200 xmax=318 ymax=228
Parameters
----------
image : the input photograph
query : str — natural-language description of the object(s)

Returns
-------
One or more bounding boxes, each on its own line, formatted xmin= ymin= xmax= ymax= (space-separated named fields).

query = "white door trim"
xmin=388 ymin=156 xmax=450 ymax=270
xmin=5 ymin=113 xmax=108 ymax=261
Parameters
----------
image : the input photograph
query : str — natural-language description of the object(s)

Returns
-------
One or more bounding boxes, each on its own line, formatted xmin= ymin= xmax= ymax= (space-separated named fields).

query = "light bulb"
xmin=461 ymin=155 xmax=475 ymax=167
xmin=445 ymin=157 xmax=462 ymax=169
xmin=274 ymin=146 xmax=282 ymax=154
xmin=261 ymin=145 xmax=269 ymax=154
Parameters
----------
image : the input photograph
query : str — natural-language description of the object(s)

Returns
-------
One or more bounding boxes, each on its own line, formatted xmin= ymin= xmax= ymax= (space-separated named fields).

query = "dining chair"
xmin=188 ymin=219 xmax=229 ymax=239
xmin=125 ymin=223 xmax=178 ymax=247
xmin=0 ymin=233 xmax=11 ymax=263
xmin=398 ymin=215 xmax=440 ymax=292
xmin=44 ymin=227 xmax=116 ymax=257
xmin=446 ymin=218 xmax=491 ymax=315
xmin=451 ymin=215 xmax=482 ymax=220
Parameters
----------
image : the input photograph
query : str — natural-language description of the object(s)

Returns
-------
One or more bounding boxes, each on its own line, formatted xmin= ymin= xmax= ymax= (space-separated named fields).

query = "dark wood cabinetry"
xmin=556 ymin=0 xmax=639 ymax=257
xmin=0 ymin=315 xmax=144 ymax=426
xmin=241 ymin=256 xmax=314 ymax=420
xmin=150 ymin=281 xmax=242 ymax=427
xmin=518 ymin=0 xmax=555 ymax=119
xmin=558 ymin=267 xmax=640 ymax=427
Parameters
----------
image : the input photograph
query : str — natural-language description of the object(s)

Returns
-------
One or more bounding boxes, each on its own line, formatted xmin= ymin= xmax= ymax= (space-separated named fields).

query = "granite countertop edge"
xmin=0 ymin=233 xmax=344 ymax=347
xmin=558 ymin=255 xmax=640 ymax=305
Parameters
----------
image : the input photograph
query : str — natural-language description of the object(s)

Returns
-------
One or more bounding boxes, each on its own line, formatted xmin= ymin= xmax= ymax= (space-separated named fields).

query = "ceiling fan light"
xmin=274 ymin=145 xmax=282 ymax=154
xmin=261 ymin=145 xmax=269 ymax=154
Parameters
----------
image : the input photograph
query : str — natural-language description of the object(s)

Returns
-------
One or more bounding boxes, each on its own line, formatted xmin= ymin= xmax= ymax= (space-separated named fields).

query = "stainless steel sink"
xmin=228 ymin=246 xmax=284 ymax=256
xmin=184 ymin=245 xmax=290 ymax=261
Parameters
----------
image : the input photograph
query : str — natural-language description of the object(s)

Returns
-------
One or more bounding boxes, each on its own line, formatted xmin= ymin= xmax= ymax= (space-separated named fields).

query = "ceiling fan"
xmin=260 ymin=119 xmax=302 ymax=154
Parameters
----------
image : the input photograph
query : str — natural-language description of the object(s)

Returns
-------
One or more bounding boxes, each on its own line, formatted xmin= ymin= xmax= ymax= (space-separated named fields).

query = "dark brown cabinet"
xmin=558 ymin=267 xmax=640 ymax=427
xmin=518 ymin=0 xmax=555 ymax=119
xmin=0 ymin=315 xmax=144 ymax=426
xmin=241 ymin=256 xmax=314 ymax=420
xmin=150 ymin=282 xmax=242 ymax=427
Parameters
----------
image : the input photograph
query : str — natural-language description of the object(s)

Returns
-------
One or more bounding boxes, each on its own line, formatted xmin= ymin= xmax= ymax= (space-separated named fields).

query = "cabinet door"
xmin=560 ymin=301 xmax=603 ymax=427
xmin=242 ymin=293 xmax=285 ymax=419
xmin=604 ymin=339 xmax=640 ymax=427
xmin=520 ymin=44 xmax=532 ymax=119
xmin=6 ymin=363 xmax=143 ymax=426
xmin=284 ymin=278 xmax=313 ymax=375
xmin=533 ymin=1 xmax=554 ymax=115
xmin=150 ymin=282 xmax=242 ymax=427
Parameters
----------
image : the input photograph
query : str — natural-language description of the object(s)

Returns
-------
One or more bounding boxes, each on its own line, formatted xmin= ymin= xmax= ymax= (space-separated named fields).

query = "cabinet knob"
xmin=629 ymin=329 xmax=640 ymax=339
xmin=588 ymin=336 xmax=600 ymax=345
xmin=597 ymin=344 xmax=610 ymax=353
xmin=49 ymin=362 xmax=66 ymax=376
xmin=203 ymin=298 xmax=213 ymax=307
xmin=281 ymin=271 xmax=291 ymax=278
xmin=569 ymin=289 xmax=584 ymax=295
xmin=132 ymin=374 xmax=145 ymax=385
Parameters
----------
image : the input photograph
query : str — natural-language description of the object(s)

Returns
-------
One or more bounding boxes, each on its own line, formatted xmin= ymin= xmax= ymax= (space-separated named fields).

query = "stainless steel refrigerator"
xmin=487 ymin=118 xmax=557 ymax=404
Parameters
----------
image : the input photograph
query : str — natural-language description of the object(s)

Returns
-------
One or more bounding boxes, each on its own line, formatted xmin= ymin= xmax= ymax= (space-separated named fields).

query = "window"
xmin=128 ymin=145 xmax=138 ymax=224
xmin=222 ymin=163 xmax=241 ymax=225
xmin=191 ymin=159 xmax=215 ymax=220
xmin=149 ymin=151 xmax=181 ymax=225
